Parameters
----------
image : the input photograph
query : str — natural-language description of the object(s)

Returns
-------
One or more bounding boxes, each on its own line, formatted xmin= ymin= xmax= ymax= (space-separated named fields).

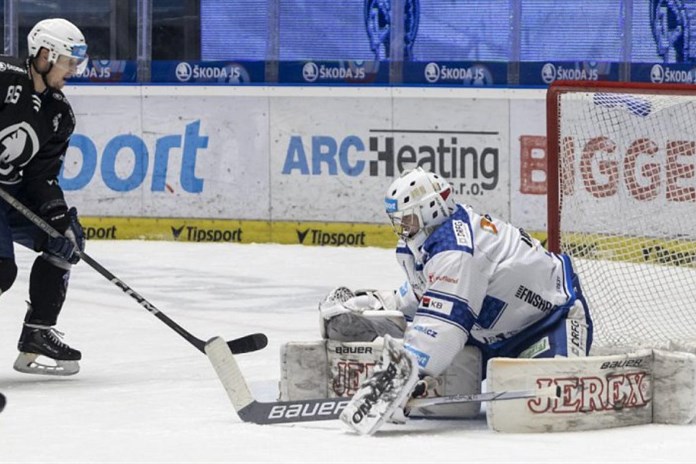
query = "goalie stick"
xmin=205 ymin=337 xmax=560 ymax=425
xmin=0 ymin=186 xmax=267 ymax=356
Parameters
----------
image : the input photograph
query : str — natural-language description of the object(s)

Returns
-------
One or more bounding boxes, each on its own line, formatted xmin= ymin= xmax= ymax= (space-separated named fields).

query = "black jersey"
xmin=0 ymin=57 xmax=75 ymax=209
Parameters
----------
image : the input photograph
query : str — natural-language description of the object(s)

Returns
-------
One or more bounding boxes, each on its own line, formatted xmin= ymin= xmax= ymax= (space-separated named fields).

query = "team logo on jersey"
xmin=0 ymin=122 xmax=40 ymax=180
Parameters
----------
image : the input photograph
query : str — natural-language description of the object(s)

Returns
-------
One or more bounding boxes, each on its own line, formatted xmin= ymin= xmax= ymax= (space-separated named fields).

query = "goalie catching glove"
xmin=319 ymin=287 xmax=407 ymax=342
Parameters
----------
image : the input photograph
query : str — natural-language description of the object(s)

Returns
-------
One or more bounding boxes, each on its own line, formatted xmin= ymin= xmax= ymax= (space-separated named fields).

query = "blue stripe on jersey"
xmin=423 ymin=205 xmax=474 ymax=258
xmin=417 ymin=290 xmax=476 ymax=332
xmin=396 ymin=245 xmax=423 ymax=272
xmin=396 ymin=244 xmax=412 ymax=256
xmin=478 ymin=295 xmax=507 ymax=329
xmin=556 ymin=254 xmax=575 ymax=302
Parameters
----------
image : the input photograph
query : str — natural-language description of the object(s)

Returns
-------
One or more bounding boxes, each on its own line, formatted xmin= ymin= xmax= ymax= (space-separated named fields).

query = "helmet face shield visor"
xmin=388 ymin=209 xmax=422 ymax=239
xmin=53 ymin=44 xmax=88 ymax=75
xmin=69 ymin=43 xmax=88 ymax=74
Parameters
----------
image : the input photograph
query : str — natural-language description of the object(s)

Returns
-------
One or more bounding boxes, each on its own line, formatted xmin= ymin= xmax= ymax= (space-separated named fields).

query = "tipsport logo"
xmin=296 ymin=228 xmax=366 ymax=246
xmin=61 ymin=120 xmax=208 ymax=194
xmin=84 ymin=226 xmax=117 ymax=240
xmin=171 ymin=225 xmax=243 ymax=242
xmin=364 ymin=0 xmax=419 ymax=60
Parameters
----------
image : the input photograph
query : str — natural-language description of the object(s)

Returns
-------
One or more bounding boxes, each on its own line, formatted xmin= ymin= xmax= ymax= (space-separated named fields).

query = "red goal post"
xmin=546 ymin=80 xmax=696 ymax=351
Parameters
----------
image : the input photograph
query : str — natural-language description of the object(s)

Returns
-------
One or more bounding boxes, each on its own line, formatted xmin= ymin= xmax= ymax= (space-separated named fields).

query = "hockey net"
xmin=547 ymin=81 xmax=696 ymax=352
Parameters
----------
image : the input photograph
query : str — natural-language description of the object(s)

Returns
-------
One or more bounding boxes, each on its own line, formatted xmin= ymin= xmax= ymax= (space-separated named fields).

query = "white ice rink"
xmin=0 ymin=241 xmax=694 ymax=463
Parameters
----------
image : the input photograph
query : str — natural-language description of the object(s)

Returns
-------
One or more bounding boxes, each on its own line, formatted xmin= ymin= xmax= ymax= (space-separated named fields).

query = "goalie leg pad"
xmin=279 ymin=340 xmax=330 ymax=400
xmin=486 ymin=349 xmax=696 ymax=432
xmin=652 ymin=349 xmax=696 ymax=425
xmin=279 ymin=339 xmax=482 ymax=418
xmin=486 ymin=350 xmax=655 ymax=433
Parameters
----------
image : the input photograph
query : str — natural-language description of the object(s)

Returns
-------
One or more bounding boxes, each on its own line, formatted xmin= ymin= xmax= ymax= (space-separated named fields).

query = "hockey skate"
xmin=14 ymin=323 xmax=81 ymax=376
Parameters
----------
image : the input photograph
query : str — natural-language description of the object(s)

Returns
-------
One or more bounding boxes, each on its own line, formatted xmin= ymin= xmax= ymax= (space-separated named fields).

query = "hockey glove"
xmin=45 ymin=207 xmax=85 ymax=264
xmin=319 ymin=287 xmax=406 ymax=341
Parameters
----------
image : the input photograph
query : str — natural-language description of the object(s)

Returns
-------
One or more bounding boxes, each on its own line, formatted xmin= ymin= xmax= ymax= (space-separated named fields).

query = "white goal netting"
xmin=552 ymin=86 xmax=696 ymax=351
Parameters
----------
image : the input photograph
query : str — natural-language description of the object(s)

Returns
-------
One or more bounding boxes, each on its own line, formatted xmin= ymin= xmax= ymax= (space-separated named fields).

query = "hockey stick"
xmin=0 ymin=186 xmax=267 ymax=355
xmin=205 ymin=337 xmax=560 ymax=425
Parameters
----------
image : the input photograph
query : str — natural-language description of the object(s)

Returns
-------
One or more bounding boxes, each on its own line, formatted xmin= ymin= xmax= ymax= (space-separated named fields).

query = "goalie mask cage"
xmin=547 ymin=80 xmax=696 ymax=351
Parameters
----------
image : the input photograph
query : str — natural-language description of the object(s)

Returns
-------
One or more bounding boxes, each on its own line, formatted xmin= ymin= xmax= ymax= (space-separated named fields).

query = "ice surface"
xmin=0 ymin=241 xmax=694 ymax=463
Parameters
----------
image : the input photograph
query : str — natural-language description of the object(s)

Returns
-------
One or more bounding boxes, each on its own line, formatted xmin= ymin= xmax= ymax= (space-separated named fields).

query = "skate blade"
xmin=13 ymin=352 xmax=80 ymax=376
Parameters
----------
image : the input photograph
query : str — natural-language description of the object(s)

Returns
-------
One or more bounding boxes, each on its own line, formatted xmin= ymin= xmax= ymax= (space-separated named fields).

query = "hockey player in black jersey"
xmin=0 ymin=18 xmax=88 ymax=376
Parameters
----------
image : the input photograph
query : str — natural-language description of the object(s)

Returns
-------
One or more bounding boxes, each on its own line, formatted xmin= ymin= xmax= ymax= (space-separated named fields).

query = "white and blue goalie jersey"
xmin=394 ymin=204 xmax=580 ymax=376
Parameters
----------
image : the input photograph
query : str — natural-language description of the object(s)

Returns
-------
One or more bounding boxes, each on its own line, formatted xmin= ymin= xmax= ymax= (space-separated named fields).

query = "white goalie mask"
xmin=28 ymin=18 xmax=89 ymax=74
xmin=384 ymin=168 xmax=457 ymax=246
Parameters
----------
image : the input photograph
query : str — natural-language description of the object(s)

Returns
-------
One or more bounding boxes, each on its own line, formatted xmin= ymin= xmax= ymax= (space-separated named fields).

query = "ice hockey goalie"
xmin=279 ymin=286 xmax=485 ymax=420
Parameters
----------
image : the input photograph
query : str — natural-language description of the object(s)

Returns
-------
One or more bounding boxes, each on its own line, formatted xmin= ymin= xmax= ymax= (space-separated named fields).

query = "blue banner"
xmin=278 ymin=61 xmax=388 ymax=84
xmin=631 ymin=63 xmax=696 ymax=84
xmin=150 ymin=61 xmax=265 ymax=84
xmin=68 ymin=60 xmax=138 ymax=83
xmin=402 ymin=61 xmax=506 ymax=86
xmin=519 ymin=62 xmax=619 ymax=87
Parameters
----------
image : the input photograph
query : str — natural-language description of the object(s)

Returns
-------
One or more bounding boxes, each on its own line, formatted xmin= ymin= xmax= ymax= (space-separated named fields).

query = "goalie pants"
xmin=475 ymin=273 xmax=594 ymax=378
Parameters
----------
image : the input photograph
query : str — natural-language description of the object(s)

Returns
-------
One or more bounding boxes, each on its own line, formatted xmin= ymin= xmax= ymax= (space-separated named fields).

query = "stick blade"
xmin=205 ymin=336 xmax=255 ymax=415
xmin=227 ymin=333 xmax=268 ymax=354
